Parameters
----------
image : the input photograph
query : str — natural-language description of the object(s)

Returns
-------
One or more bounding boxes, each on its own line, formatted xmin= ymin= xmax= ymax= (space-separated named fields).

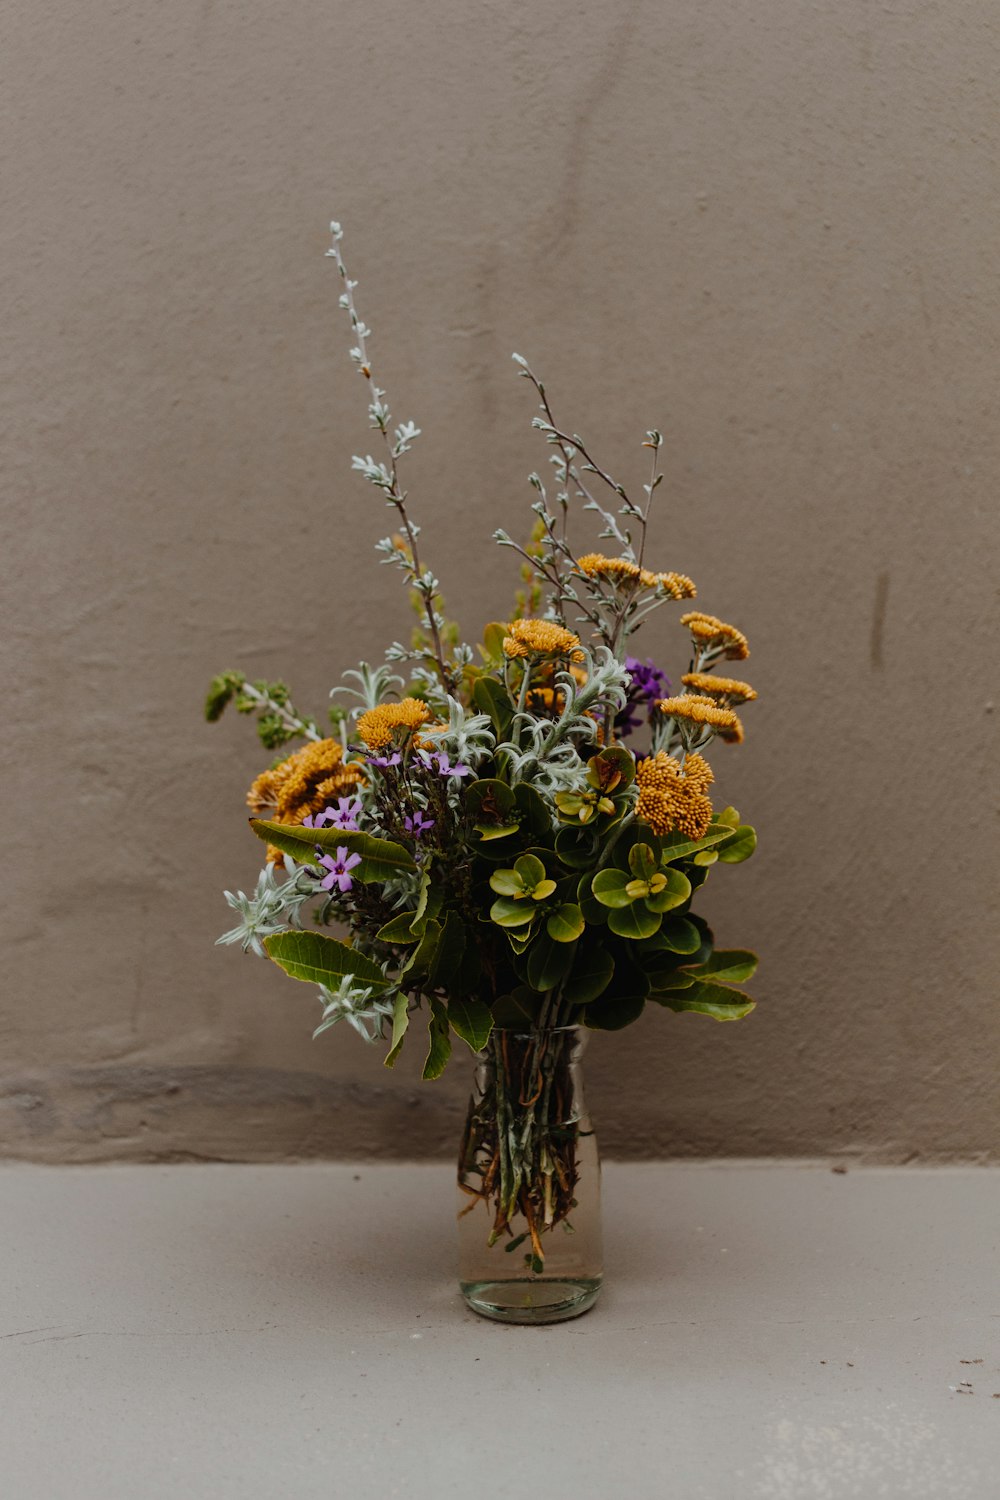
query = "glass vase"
xmin=457 ymin=1025 xmax=602 ymax=1324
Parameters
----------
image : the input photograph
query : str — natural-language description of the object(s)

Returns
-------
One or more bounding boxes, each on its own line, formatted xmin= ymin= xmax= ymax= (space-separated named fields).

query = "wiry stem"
xmin=327 ymin=225 xmax=455 ymax=695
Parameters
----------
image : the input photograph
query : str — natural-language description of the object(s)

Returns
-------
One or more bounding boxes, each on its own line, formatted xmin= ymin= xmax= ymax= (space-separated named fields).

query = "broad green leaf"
xmin=475 ymin=822 xmax=520 ymax=842
xmin=653 ymin=916 xmax=702 ymax=954
xmin=376 ymin=911 xmax=419 ymax=944
xmin=250 ymin=821 xmax=416 ymax=880
xmin=716 ymin=805 xmax=741 ymax=827
xmin=464 ymin=776 xmax=515 ymax=822
xmin=564 ymin=942 xmax=614 ymax=1005
xmin=514 ymin=853 xmax=547 ymax=888
xmin=717 ymin=825 xmax=757 ymax=863
xmin=644 ymin=867 xmax=692 ymax=913
xmin=693 ymin=850 xmax=719 ymax=867
xmin=479 ymin=622 xmax=508 ymax=663
xmin=591 ymin=868 xmax=634 ymax=909
xmin=689 ymin=949 xmax=759 ymax=984
xmin=263 ymin=931 xmax=385 ymax=987
xmin=546 ymin=903 xmax=585 ymax=943
xmin=659 ymin=824 xmax=739 ymax=864
xmin=384 ymin=994 xmax=410 ymax=1068
xmin=472 ymin=677 xmax=514 ymax=738
xmin=513 ymin=782 xmax=551 ymax=836
xmin=554 ymin=826 xmax=601 ymax=870
xmin=646 ymin=969 xmax=697 ymax=996
xmin=506 ymin=925 xmax=535 ymax=954
xmin=661 ymin=981 xmax=756 ymax=1021
xmin=448 ymin=995 xmax=494 ymax=1053
xmin=411 ymin=872 xmax=444 ymax=935
xmin=585 ymin=956 xmax=648 ymax=1029
xmin=687 ymin=913 xmax=714 ymax=966
xmin=422 ymin=997 xmax=452 ymax=1079
xmin=490 ymin=868 xmax=526 ymax=897
xmin=491 ymin=986 xmax=542 ymax=1028
xmin=591 ymin=745 xmax=636 ymax=789
xmin=628 ymin=843 xmax=658 ymax=882
xmin=401 ymin=917 xmax=442 ymax=982
xmin=428 ymin=911 xmax=466 ymax=991
xmin=608 ymin=902 xmax=662 ymax=940
xmin=490 ymin=896 xmax=536 ymax=929
xmin=526 ymin=932 xmax=576 ymax=993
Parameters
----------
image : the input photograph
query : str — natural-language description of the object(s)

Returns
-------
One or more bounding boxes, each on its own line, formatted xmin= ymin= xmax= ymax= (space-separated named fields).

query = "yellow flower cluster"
xmin=502 ymin=619 xmax=583 ymax=659
xmin=635 ymin=751 xmax=715 ymax=839
xmin=680 ymin=612 xmax=750 ymax=660
xmin=656 ymin=694 xmax=740 ymax=730
xmin=356 ymin=697 xmax=432 ymax=750
xmin=247 ymin=738 xmax=364 ymax=862
xmin=681 ymin=672 xmax=758 ymax=702
xmin=575 ymin=554 xmax=696 ymax=600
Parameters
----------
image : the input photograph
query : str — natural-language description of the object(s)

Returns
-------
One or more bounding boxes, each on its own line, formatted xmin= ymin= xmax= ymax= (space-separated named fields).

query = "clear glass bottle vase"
xmin=457 ymin=1025 xmax=602 ymax=1324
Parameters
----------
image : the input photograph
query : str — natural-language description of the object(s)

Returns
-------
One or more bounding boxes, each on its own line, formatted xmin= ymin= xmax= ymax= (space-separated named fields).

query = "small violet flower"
xmin=431 ymin=751 xmax=471 ymax=782
xmin=368 ymin=750 xmax=402 ymax=769
xmin=403 ymin=811 xmax=436 ymax=839
xmin=617 ymin=656 xmax=670 ymax=737
xmin=317 ymin=847 xmax=362 ymax=894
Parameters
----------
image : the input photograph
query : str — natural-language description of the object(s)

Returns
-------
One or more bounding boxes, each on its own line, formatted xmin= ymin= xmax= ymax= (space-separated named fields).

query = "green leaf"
xmin=554 ymin=825 xmax=601 ymax=870
xmin=376 ymin=911 xmax=420 ymax=945
xmin=490 ymin=896 xmax=536 ymax=929
xmin=689 ymin=949 xmax=759 ymax=984
xmin=479 ymin=622 xmax=508 ymax=663
xmin=490 ymin=868 xmax=526 ymax=897
xmin=401 ymin=918 xmax=441 ymax=982
xmin=607 ymin=902 xmax=662 ymax=940
xmin=491 ymin=986 xmax=542 ymax=1028
xmin=263 ymin=931 xmax=385 ymax=987
xmin=646 ymin=968 xmax=697 ymax=996
xmin=472 ymin=677 xmax=514 ymax=738
xmin=464 ymin=776 xmax=514 ymax=819
xmin=514 ymin=853 xmax=547 ymax=889
xmin=591 ymin=745 xmax=635 ymax=790
xmin=546 ymin=903 xmax=585 ymax=943
xmin=384 ymin=994 xmax=410 ymax=1068
xmin=411 ymin=872 xmax=444 ymax=935
xmin=628 ymin=843 xmax=658 ymax=882
xmin=591 ymin=868 xmax=635 ymax=909
xmin=717 ymin=825 xmax=757 ymax=863
xmin=475 ymin=822 xmax=520 ymax=842
xmin=447 ymin=995 xmax=494 ymax=1053
xmin=250 ymin=821 xmax=416 ymax=880
xmin=687 ymin=914 xmax=714 ymax=966
xmin=564 ymin=942 xmax=614 ymax=1005
xmin=653 ymin=916 xmax=702 ymax=954
xmin=693 ymin=850 xmax=719 ymax=867
xmin=428 ymin=911 xmax=466 ymax=990
xmin=644 ymin=867 xmax=692 ymax=913
xmin=513 ymin=783 xmax=551 ymax=837
xmin=526 ymin=932 xmax=576 ymax=993
xmin=716 ymin=805 xmax=741 ymax=827
xmin=584 ymin=954 xmax=649 ymax=1030
xmin=422 ymin=997 xmax=452 ymax=1078
xmin=660 ymin=981 xmax=756 ymax=1021
xmin=659 ymin=824 xmax=738 ymax=864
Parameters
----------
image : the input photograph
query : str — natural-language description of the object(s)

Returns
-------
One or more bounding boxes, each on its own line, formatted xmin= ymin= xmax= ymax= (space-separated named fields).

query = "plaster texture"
xmin=1 ymin=1162 xmax=997 ymax=1499
xmin=3 ymin=2 xmax=999 ymax=1161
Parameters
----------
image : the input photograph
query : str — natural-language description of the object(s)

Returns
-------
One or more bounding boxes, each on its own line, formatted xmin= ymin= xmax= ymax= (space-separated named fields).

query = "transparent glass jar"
xmin=457 ymin=1026 xmax=602 ymax=1324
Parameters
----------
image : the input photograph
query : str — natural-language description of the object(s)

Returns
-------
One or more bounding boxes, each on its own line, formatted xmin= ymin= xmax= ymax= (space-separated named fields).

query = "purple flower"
xmin=368 ymin=750 xmax=402 ymax=769
xmin=325 ymin=796 xmax=362 ymax=831
xmin=403 ymin=811 xmax=436 ymax=838
xmin=617 ymin=656 xmax=671 ymax=737
xmin=317 ymin=847 xmax=362 ymax=894
xmin=418 ymin=749 xmax=471 ymax=781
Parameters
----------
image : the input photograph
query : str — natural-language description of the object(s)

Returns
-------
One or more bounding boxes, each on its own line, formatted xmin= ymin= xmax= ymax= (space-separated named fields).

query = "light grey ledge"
xmin=1 ymin=1162 xmax=997 ymax=1499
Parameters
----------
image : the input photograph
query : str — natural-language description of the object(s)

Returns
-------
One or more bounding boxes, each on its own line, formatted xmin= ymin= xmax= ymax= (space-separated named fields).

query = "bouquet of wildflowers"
xmin=208 ymin=225 xmax=758 ymax=1257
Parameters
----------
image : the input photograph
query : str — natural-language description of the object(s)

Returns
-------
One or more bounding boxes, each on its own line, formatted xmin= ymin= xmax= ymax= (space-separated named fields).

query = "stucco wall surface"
xmin=3 ymin=1 xmax=997 ymax=1162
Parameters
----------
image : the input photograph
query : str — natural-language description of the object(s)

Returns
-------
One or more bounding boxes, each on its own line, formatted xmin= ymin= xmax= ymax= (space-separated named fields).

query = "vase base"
xmin=460 ymin=1276 xmax=602 ymax=1325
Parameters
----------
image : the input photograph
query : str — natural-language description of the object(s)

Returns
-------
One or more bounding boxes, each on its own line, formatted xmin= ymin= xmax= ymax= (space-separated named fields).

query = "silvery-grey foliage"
xmin=331 ymin=662 xmax=405 ymax=716
xmin=313 ymin=975 xmax=397 ymax=1042
xmin=416 ymin=697 xmax=496 ymax=769
xmin=217 ymin=865 xmax=321 ymax=957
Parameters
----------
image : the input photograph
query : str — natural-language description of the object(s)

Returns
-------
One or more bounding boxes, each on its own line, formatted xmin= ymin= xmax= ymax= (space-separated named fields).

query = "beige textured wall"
xmin=4 ymin=1 xmax=998 ymax=1163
